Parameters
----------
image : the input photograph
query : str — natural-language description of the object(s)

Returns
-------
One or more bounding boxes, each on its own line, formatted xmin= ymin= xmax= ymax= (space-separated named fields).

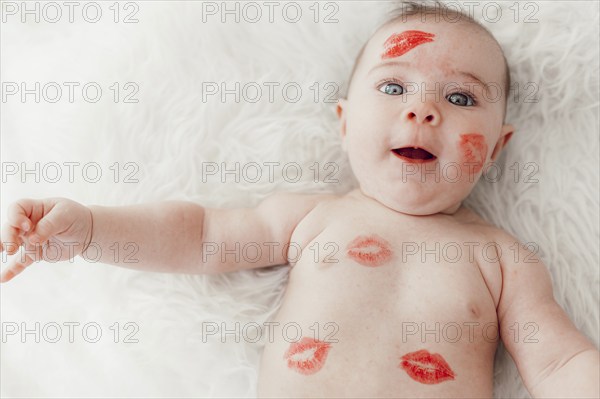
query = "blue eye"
xmin=447 ymin=92 xmax=475 ymax=106
xmin=379 ymin=83 xmax=404 ymax=95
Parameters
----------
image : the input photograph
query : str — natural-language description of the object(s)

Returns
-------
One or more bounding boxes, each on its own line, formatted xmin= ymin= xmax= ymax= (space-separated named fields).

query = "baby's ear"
xmin=337 ymin=98 xmax=348 ymax=152
xmin=490 ymin=124 xmax=515 ymax=161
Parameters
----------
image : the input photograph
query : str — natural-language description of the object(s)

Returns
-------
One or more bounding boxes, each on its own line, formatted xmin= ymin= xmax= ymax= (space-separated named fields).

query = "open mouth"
xmin=392 ymin=147 xmax=437 ymax=163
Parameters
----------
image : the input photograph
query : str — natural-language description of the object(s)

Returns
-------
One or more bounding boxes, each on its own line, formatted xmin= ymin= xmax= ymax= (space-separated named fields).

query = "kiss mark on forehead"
xmin=346 ymin=234 xmax=393 ymax=267
xmin=382 ymin=30 xmax=435 ymax=59
xmin=459 ymin=133 xmax=488 ymax=174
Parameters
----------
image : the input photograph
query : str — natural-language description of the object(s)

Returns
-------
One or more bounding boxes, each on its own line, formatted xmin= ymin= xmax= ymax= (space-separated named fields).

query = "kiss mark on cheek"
xmin=399 ymin=349 xmax=456 ymax=384
xmin=284 ymin=337 xmax=332 ymax=375
xmin=346 ymin=234 xmax=393 ymax=267
xmin=381 ymin=30 xmax=435 ymax=59
xmin=459 ymin=133 xmax=488 ymax=174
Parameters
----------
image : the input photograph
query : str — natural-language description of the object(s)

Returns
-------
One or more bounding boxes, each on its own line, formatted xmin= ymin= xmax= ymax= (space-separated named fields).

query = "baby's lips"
xmin=391 ymin=144 xmax=439 ymax=162
xmin=391 ymin=140 xmax=438 ymax=158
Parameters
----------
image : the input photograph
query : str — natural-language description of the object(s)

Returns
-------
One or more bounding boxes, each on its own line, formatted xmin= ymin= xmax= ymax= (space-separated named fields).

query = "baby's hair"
xmin=344 ymin=0 xmax=511 ymax=117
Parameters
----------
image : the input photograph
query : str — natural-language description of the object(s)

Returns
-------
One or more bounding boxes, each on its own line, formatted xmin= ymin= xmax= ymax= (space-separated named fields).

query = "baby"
xmin=1 ymin=1 xmax=598 ymax=398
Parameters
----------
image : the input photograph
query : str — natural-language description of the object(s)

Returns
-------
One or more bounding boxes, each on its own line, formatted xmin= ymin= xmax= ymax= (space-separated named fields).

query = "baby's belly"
xmin=257 ymin=250 xmax=498 ymax=398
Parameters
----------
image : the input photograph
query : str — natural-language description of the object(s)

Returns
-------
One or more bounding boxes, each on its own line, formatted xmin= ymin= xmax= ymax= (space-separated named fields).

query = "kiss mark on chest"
xmin=399 ymin=349 xmax=456 ymax=384
xmin=284 ymin=337 xmax=332 ymax=375
xmin=381 ymin=30 xmax=435 ymax=59
xmin=346 ymin=234 xmax=393 ymax=267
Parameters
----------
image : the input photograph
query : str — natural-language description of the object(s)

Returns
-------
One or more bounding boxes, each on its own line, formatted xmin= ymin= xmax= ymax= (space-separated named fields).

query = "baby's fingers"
xmin=2 ymin=198 xmax=63 ymax=248
xmin=6 ymin=200 xmax=34 ymax=232
xmin=0 ymin=246 xmax=36 ymax=283
xmin=0 ymin=225 xmax=25 ymax=255
xmin=1 ymin=201 xmax=35 ymax=253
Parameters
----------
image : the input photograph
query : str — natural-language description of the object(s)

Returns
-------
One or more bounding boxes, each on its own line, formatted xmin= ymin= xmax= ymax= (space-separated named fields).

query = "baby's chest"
xmin=285 ymin=218 xmax=502 ymax=327
xmin=261 ymin=209 xmax=500 ymax=396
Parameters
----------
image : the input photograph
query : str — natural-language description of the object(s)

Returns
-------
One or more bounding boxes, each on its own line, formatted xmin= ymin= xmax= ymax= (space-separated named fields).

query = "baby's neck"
xmin=440 ymin=202 xmax=462 ymax=215
xmin=350 ymin=188 xmax=463 ymax=217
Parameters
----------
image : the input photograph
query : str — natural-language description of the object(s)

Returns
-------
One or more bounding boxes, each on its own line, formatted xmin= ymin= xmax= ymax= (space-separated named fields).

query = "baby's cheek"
xmin=457 ymin=133 xmax=488 ymax=175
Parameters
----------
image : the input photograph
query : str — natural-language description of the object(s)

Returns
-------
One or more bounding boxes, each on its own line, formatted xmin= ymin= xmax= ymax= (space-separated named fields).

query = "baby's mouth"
xmin=392 ymin=147 xmax=437 ymax=163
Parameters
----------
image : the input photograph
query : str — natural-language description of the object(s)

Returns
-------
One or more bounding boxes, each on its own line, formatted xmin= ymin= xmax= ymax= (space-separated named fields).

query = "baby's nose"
xmin=402 ymin=106 xmax=440 ymax=126
xmin=407 ymin=111 xmax=434 ymax=123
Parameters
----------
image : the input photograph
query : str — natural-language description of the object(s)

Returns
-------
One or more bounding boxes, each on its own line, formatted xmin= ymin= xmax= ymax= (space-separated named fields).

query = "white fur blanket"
xmin=1 ymin=1 xmax=598 ymax=397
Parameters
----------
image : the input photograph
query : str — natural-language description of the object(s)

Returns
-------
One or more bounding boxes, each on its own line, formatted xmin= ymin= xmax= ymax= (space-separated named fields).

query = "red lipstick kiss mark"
xmin=382 ymin=30 xmax=435 ymax=59
xmin=284 ymin=337 xmax=332 ymax=375
xmin=400 ymin=349 xmax=456 ymax=385
xmin=346 ymin=234 xmax=393 ymax=267
xmin=459 ymin=133 xmax=488 ymax=174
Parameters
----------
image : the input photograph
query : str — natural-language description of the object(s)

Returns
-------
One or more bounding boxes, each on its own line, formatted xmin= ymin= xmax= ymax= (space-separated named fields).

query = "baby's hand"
xmin=0 ymin=198 xmax=92 ymax=283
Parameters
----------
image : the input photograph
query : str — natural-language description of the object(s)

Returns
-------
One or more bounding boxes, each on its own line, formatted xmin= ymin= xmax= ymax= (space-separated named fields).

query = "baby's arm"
xmin=496 ymin=235 xmax=599 ymax=398
xmin=0 ymin=192 xmax=332 ymax=281
xmin=87 ymin=191 xmax=331 ymax=274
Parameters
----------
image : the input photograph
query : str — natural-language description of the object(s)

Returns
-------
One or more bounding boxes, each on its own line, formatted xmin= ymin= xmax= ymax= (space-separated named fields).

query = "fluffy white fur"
xmin=1 ymin=1 xmax=598 ymax=397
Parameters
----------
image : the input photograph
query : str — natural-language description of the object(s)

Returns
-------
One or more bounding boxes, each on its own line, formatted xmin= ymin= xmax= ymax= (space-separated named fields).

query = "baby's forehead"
xmin=367 ymin=17 xmax=495 ymax=53
xmin=360 ymin=18 xmax=504 ymax=79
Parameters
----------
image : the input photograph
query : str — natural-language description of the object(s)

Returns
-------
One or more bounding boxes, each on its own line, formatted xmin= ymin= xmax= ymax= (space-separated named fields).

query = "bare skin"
xmin=1 ymin=17 xmax=598 ymax=399
xmin=259 ymin=189 xmax=500 ymax=397
xmin=255 ymin=189 xmax=598 ymax=398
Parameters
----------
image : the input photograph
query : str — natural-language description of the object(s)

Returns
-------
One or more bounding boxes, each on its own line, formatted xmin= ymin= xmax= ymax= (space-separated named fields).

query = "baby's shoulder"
xmin=455 ymin=206 xmax=525 ymax=259
xmin=260 ymin=190 xmax=341 ymax=256
xmin=262 ymin=189 xmax=340 ymax=227
xmin=250 ymin=190 xmax=341 ymax=257
xmin=265 ymin=190 xmax=341 ymax=213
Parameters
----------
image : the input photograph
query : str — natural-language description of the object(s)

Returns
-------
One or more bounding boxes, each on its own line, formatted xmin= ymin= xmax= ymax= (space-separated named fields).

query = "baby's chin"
xmin=359 ymin=182 xmax=463 ymax=216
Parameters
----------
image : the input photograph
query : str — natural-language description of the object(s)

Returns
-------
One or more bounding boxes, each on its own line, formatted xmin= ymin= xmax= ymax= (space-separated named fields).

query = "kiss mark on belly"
xmin=381 ymin=30 xmax=435 ymax=59
xmin=399 ymin=349 xmax=456 ymax=384
xmin=346 ymin=234 xmax=393 ymax=267
xmin=284 ymin=337 xmax=332 ymax=375
xmin=459 ymin=133 xmax=488 ymax=175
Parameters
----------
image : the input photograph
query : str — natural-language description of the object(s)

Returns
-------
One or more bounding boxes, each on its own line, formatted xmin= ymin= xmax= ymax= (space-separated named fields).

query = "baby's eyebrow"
xmin=451 ymin=70 xmax=487 ymax=89
xmin=367 ymin=60 xmax=412 ymax=77
xmin=367 ymin=61 xmax=487 ymax=88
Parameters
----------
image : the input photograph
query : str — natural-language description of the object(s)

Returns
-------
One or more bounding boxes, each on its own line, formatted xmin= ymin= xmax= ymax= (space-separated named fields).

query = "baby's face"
xmin=337 ymin=19 xmax=514 ymax=215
